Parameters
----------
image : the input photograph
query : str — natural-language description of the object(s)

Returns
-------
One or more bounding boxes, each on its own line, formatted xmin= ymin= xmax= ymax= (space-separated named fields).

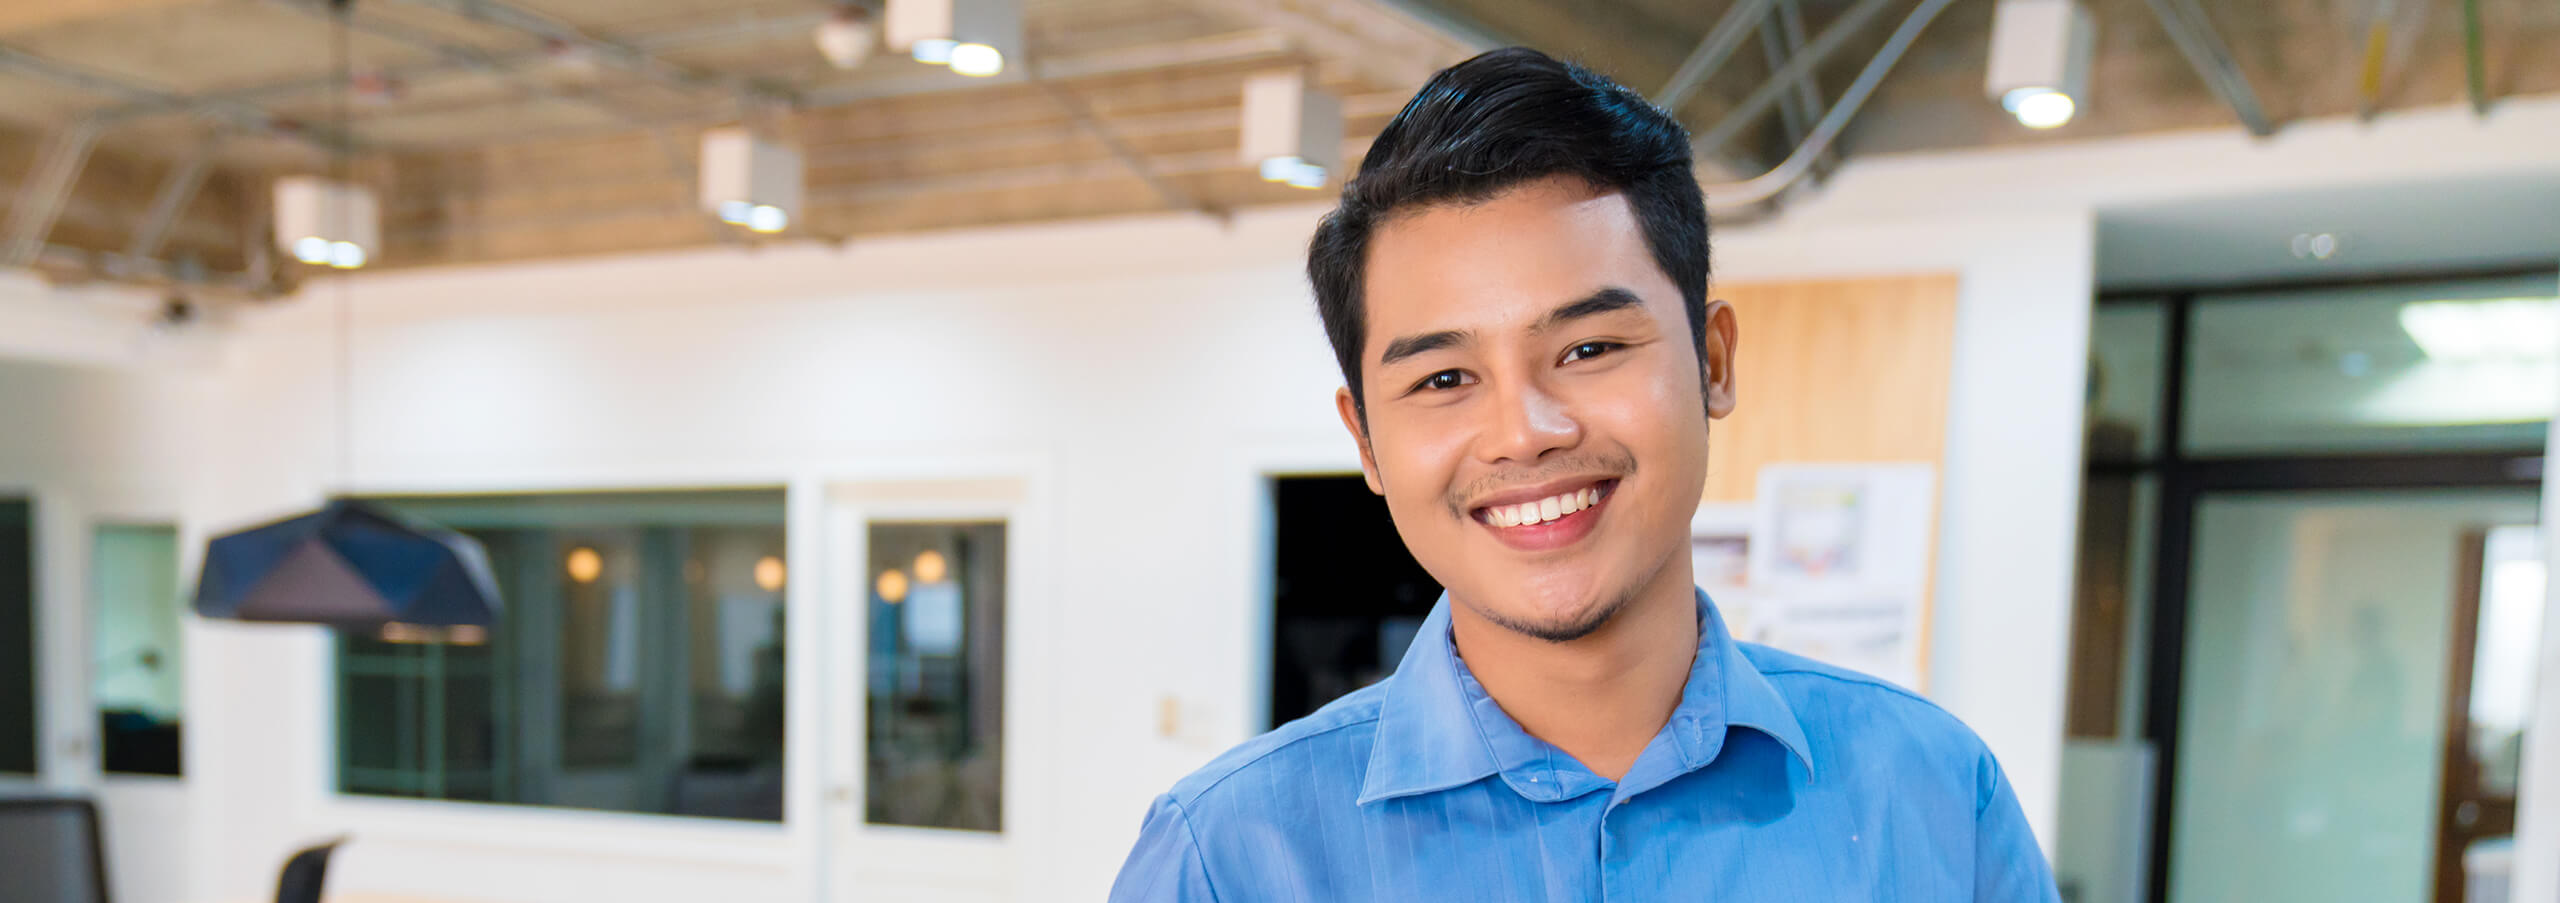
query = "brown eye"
xmin=1411 ymin=369 xmax=1473 ymax=393
xmin=1564 ymin=341 xmax=1622 ymax=363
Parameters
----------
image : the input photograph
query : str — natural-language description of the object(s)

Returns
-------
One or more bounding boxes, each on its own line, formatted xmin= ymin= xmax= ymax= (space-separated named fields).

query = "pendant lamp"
xmin=193 ymin=500 xmax=501 ymax=628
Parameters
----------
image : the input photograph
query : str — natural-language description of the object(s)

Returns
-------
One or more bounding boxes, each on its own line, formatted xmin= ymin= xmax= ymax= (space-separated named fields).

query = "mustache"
xmin=1442 ymin=451 xmax=1638 ymax=516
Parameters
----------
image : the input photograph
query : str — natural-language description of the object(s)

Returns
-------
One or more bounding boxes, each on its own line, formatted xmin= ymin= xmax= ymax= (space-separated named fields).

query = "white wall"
xmin=0 ymin=277 xmax=215 ymax=903
xmin=7 ymin=90 xmax=2555 ymax=903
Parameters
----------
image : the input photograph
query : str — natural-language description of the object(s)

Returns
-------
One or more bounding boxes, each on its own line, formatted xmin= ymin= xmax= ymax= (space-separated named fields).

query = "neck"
xmin=1448 ymin=563 xmax=1700 ymax=782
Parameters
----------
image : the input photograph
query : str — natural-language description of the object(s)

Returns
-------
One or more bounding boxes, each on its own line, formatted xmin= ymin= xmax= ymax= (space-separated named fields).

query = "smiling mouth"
xmin=1472 ymin=479 xmax=1618 ymax=528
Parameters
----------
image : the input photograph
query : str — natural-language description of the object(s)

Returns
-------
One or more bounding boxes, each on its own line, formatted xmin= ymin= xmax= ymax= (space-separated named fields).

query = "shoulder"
xmin=1161 ymin=679 xmax=1387 ymax=811
xmin=1739 ymin=642 xmax=1998 ymax=769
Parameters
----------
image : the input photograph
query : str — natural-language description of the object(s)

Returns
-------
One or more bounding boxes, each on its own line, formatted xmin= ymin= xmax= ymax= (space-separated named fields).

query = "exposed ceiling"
xmin=0 ymin=0 xmax=2552 ymax=295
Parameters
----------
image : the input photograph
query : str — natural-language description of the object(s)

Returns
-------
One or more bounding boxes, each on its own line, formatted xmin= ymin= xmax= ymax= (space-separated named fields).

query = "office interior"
xmin=0 ymin=0 xmax=2556 ymax=901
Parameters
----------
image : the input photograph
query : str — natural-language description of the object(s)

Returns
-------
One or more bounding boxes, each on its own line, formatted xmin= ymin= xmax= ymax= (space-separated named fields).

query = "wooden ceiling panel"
xmin=503 ymin=0 xmax=819 ymax=38
xmin=6 ymin=1 xmax=445 ymax=95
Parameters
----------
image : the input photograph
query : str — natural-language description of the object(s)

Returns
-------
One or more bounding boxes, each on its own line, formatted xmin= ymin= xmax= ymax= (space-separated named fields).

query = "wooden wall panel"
xmin=1701 ymin=273 xmax=1961 ymax=504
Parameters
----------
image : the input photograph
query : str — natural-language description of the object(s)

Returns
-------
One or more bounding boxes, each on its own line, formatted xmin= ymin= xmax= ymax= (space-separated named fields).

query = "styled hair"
xmin=1307 ymin=47 xmax=1710 ymax=415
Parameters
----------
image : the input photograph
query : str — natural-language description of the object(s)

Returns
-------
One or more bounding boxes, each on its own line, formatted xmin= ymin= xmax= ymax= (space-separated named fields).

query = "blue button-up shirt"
xmin=1110 ymin=591 xmax=2060 ymax=901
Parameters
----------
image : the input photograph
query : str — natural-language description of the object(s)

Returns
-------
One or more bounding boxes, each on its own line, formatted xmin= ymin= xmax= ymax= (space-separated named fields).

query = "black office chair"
xmin=273 ymin=837 xmax=346 ymax=903
xmin=0 ymin=795 xmax=112 ymax=903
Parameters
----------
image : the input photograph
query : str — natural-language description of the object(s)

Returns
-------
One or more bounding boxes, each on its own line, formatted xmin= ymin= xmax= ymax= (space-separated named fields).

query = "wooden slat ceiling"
xmin=0 ymin=0 xmax=2552 ymax=293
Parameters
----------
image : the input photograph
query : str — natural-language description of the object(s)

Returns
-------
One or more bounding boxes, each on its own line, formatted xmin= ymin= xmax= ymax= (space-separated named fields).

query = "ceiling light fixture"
xmin=274 ymin=177 xmax=378 ymax=270
xmin=700 ymin=127 xmax=804 ymax=235
xmin=2289 ymin=232 xmax=2342 ymax=260
xmin=1986 ymin=0 xmax=2093 ymax=130
xmin=887 ymin=0 xmax=1018 ymax=75
xmin=815 ymin=6 xmax=877 ymax=70
xmin=1241 ymin=70 xmax=1342 ymax=191
xmin=947 ymin=41 xmax=1003 ymax=77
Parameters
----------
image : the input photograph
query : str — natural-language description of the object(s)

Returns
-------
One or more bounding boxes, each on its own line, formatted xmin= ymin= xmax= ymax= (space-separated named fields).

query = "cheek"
xmin=1369 ymin=417 xmax=1470 ymax=515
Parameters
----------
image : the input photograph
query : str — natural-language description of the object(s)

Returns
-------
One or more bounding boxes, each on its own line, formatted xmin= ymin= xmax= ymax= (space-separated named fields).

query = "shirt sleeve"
xmin=1108 ymin=794 xmax=1223 ymax=903
xmin=1974 ymin=754 xmax=2063 ymax=903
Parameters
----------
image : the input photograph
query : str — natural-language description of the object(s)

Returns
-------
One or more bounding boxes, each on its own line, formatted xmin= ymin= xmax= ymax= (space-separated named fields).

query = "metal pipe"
xmin=1773 ymin=0 xmax=1824 ymax=131
xmin=1689 ymin=0 xmax=1891 ymax=154
xmin=2141 ymin=0 xmax=2274 ymax=136
xmin=2463 ymin=0 xmax=2489 ymax=114
xmin=1653 ymin=0 xmax=1774 ymax=111
xmin=1755 ymin=17 xmax=1807 ymax=143
xmin=1700 ymin=0 xmax=1954 ymax=213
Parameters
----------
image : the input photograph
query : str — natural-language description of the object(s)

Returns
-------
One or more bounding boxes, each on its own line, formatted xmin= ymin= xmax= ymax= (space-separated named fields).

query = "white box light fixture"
xmin=699 ymin=127 xmax=804 ymax=234
xmin=1986 ymin=0 xmax=2095 ymax=129
xmin=886 ymin=0 xmax=1019 ymax=77
xmin=273 ymin=176 xmax=379 ymax=269
xmin=1240 ymin=71 xmax=1342 ymax=190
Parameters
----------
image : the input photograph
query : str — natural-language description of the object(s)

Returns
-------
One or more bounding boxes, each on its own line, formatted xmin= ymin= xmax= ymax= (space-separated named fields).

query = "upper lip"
xmin=1465 ymin=475 xmax=1619 ymax=512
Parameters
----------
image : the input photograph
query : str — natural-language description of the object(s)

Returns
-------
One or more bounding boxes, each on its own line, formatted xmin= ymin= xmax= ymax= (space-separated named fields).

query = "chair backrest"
xmin=273 ymin=838 xmax=345 ymax=903
xmin=0 ymin=795 xmax=111 ymax=903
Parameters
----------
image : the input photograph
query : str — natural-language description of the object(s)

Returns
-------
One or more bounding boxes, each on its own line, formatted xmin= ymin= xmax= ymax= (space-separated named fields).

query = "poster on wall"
xmin=1690 ymin=503 xmax=1767 ymax=643
xmin=1744 ymin=462 xmax=1937 ymax=690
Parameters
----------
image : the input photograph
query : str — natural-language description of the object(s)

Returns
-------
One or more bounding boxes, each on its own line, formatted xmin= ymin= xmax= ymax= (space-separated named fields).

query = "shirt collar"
xmin=1357 ymin=589 xmax=1815 ymax=806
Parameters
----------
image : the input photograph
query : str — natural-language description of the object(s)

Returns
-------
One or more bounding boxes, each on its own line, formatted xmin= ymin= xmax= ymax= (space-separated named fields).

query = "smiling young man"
xmin=1109 ymin=48 xmax=2060 ymax=901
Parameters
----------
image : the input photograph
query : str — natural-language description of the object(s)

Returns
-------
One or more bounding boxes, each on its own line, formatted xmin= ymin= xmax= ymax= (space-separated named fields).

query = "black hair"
xmin=1307 ymin=47 xmax=1710 ymax=416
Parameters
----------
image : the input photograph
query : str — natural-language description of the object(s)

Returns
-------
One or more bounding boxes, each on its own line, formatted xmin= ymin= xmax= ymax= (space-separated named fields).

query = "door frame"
xmin=812 ymin=460 xmax=1053 ymax=903
xmin=2094 ymin=267 xmax=2558 ymax=903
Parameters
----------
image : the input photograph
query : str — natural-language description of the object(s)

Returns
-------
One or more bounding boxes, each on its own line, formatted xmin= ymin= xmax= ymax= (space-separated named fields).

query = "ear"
xmin=1335 ymin=386 xmax=1385 ymax=495
xmin=1701 ymin=299 xmax=1739 ymax=420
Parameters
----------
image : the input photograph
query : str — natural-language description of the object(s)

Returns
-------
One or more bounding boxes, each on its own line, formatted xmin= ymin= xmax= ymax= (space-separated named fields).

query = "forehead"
xmin=1361 ymin=176 xmax=1679 ymax=354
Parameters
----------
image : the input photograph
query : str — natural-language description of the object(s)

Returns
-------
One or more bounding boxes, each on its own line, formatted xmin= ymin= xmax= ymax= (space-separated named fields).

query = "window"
xmin=93 ymin=524 xmax=183 ymax=776
xmin=1 ymin=498 xmax=33 ymax=775
xmin=865 ymin=521 xmax=1004 ymax=832
xmin=337 ymin=490 xmax=788 ymax=820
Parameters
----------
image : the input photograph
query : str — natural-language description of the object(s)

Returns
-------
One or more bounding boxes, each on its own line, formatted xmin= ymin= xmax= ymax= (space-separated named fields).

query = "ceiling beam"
xmin=0 ymin=42 xmax=353 ymax=152
xmin=97 ymin=9 xmax=829 ymax=122
xmin=0 ymin=0 xmax=208 ymax=36
xmin=382 ymin=0 xmax=799 ymax=109
xmin=125 ymin=135 xmax=219 ymax=261
xmin=2141 ymin=0 xmax=2275 ymax=136
xmin=2 ymin=119 xmax=102 ymax=268
xmin=1032 ymin=77 xmax=1225 ymax=221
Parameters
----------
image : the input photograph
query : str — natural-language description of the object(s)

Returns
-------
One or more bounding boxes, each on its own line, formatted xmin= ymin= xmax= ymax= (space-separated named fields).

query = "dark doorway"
xmin=1267 ymin=475 xmax=1440 ymax=728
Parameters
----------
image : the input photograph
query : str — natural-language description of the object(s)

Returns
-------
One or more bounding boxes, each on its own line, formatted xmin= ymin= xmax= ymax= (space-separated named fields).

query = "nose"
xmin=1477 ymin=376 xmax=1581 ymax=466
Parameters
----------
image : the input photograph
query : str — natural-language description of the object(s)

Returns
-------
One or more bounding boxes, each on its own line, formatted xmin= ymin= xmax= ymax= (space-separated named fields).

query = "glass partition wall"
xmin=2061 ymin=269 xmax=2557 ymax=903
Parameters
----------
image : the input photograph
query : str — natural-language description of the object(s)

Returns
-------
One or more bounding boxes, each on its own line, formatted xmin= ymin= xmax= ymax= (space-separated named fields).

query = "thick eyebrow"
xmin=1536 ymin=287 xmax=1646 ymax=332
xmin=1374 ymin=287 xmax=1646 ymax=368
xmin=1378 ymin=328 xmax=1471 ymax=367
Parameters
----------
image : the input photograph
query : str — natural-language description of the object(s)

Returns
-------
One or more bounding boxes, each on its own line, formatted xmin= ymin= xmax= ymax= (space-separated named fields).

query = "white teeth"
xmin=1485 ymin=485 xmax=1613 ymax=528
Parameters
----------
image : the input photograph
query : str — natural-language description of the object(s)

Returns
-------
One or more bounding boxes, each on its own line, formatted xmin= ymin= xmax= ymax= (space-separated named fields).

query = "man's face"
xmin=1339 ymin=175 xmax=1736 ymax=642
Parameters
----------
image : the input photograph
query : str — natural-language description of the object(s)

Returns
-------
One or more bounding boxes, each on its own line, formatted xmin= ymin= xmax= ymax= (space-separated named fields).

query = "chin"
xmin=1469 ymin=583 xmax=1634 ymax=644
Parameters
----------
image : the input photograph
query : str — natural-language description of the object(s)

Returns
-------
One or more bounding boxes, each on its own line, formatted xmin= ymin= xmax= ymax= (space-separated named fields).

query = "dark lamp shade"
xmin=192 ymin=500 xmax=501 ymax=628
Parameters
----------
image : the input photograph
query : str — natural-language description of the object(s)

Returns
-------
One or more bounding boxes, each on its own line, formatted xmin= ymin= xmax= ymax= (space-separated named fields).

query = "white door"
xmin=816 ymin=473 xmax=1047 ymax=902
